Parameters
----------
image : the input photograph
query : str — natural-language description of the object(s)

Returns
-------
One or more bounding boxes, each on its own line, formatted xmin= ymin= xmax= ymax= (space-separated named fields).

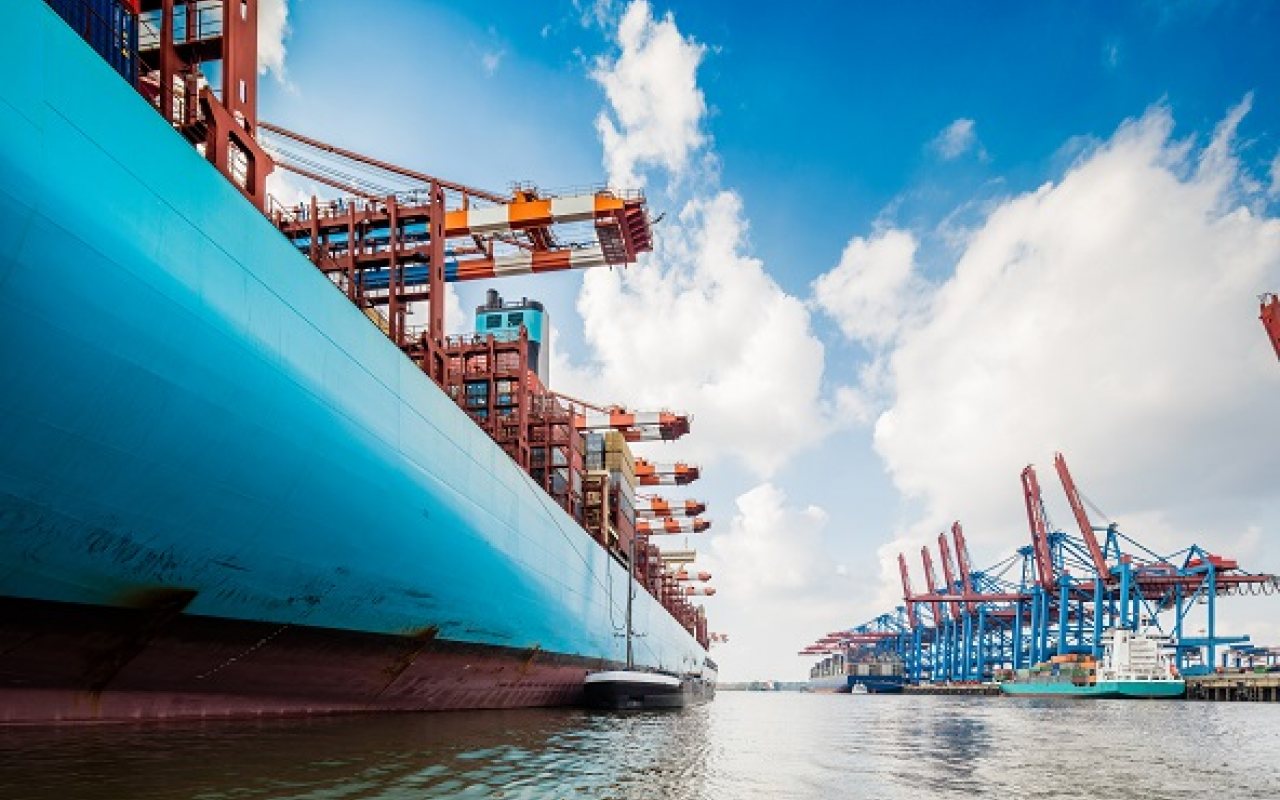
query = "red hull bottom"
xmin=0 ymin=596 xmax=603 ymax=724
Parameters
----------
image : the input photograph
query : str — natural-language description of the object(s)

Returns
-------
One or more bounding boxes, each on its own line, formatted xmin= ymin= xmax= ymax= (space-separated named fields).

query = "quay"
xmin=903 ymin=683 xmax=1001 ymax=696
xmin=1185 ymin=672 xmax=1280 ymax=702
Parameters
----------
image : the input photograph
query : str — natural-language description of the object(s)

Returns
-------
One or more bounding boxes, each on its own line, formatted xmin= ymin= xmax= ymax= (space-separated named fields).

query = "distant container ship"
xmin=808 ymin=651 xmax=905 ymax=694
xmin=0 ymin=0 xmax=716 ymax=722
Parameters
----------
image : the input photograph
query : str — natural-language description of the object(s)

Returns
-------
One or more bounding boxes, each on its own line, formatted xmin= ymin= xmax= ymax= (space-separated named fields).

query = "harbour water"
xmin=2 ymin=692 xmax=1277 ymax=799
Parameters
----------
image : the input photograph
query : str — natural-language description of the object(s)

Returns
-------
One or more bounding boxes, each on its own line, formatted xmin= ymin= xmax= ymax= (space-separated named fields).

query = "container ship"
xmin=0 ymin=0 xmax=718 ymax=723
xmin=998 ymin=629 xmax=1185 ymax=698
xmin=801 ymin=631 xmax=906 ymax=694
xmin=807 ymin=651 xmax=905 ymax=694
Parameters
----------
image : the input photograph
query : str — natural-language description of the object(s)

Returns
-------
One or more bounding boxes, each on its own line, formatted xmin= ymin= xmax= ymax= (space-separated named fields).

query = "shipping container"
xmin=45 ymin=0 xmax=139 ymax=83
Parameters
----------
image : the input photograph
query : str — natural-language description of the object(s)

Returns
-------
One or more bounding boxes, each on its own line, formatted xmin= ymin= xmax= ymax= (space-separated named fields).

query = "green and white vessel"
xmin=1000 ymin=629 xmax=1185 ymax=699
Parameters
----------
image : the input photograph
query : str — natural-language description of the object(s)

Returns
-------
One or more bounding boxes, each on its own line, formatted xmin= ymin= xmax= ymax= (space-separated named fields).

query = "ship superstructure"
xmin=0 ymin=0 xmax=718 ymax=722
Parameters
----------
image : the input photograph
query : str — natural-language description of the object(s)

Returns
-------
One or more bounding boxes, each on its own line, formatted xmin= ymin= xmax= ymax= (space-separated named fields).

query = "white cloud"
xmin=574 ymin=0 xmax=618 ymax=30
xmin=812 ymin=229 xmax=922 ymax=347
xmin=257 ymin=0 xmax=291 ymax=81
xmin=264 ymin=168 xmax=318 ymax=210
xmin=481 ymin=49 xmax=505 ymax=77
xmin=700 ymin=484 xmax=860 ymax=681
xmin=929 ymin=118 xmax=980 ymax=161
xmin=1269 ymin=151 xmax=1280 ymax=198
xmin=834 ymin=100 xmax=1280 ymax=631
xmin=591 ymin=0 xmax=707 ymax=189
xmin=559 ymin=192 xmax=829 ymax=475
xmin=561 ymin=1 xmax=832 ymax=476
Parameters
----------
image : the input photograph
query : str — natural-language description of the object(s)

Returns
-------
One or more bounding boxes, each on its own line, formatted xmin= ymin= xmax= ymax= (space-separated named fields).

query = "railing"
xmin=509 ymin=180 xmax=646 ymax=203
xmin=137 ymin=0 xmax=225 ymax=50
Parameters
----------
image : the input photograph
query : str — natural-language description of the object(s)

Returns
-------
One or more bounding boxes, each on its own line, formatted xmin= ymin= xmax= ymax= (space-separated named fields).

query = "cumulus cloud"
xmin=560 ymin=192 xmax=829 ymax=475
xmin=574 ymin=0 xmax=617 ymax=29
xmin=257 ymin=0 xmax=290 ymax=81
xmin=264 ymin=168 xmax=314 ymax=210
xmin=700 ymin=484 xmax=861 ymax=681
xmin=929 ymin=118 xmax=982 ymax=161
xmin=812 ymin=229 xmax=922 ymax=347
xmin=591 ymin=0 xmax=707 ymax=190
xmin=834 ymin=98 xmax=1280 ymax=637
xmin=561 ymin=1 xmax=832 ymax=476
xmin=1269 ymin=151 xmax=1280 ymax=198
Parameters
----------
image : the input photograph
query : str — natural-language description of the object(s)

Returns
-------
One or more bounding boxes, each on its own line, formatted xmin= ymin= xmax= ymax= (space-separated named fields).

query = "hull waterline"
xmin=1000 ymin=681 xmax=1186 ymax=699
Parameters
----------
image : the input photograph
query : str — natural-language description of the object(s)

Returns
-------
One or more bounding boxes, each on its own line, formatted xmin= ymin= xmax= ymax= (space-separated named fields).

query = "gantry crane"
xmin=816 ymin=453 xmax=1279 ymax=683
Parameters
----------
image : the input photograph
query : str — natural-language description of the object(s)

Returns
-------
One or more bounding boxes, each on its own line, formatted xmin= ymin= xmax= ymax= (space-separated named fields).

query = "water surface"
xmin=1 ymin=693 xmax=1276 ymax=799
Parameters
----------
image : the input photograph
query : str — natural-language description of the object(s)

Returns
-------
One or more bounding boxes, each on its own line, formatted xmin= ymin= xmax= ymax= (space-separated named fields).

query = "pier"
xmin=903 ymin=683 xmax=1001 ymax=696
xmin=1185 ymin=672 xmax=1280 ymax=702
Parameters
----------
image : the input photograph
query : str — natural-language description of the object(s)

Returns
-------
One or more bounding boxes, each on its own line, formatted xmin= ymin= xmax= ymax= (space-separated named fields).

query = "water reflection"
xmin=1 ymin=694 xmax=1276 ymax=799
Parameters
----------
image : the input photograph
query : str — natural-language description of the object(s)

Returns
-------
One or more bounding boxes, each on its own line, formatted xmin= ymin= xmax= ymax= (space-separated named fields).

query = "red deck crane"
xmin=636 ymin=496 xmax=706 ymax=518
xmin=672 ymin=570 xmax=712 ymax=582
xmin=634 ymin=459 xmax=700 ymax=486
xmin=568 ymin=404 xmax=691 ymax=442
xmin=636 ymin=517 xmax=710 ymax=535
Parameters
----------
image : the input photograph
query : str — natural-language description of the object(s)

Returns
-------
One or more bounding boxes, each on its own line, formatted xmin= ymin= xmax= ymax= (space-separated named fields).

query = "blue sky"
xmin=264 ymin=0 xmax=1280 ymax=289
xmin=261 ymin=0 xmax=1280 ymax=680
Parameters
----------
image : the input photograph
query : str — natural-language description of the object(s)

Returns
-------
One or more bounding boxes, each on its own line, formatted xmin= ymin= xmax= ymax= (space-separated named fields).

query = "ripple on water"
xmin=1 ymin=694 xmax=1278 ymax=799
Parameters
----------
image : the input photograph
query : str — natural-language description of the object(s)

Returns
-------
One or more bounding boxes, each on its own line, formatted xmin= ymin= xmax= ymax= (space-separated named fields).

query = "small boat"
xmin=850 ymin=682 xmax=869 ymax=695
xmin=584 ymin=671 xmax=692 ymax=710
xmin=584 ymin=533 xmax=716 ymax=710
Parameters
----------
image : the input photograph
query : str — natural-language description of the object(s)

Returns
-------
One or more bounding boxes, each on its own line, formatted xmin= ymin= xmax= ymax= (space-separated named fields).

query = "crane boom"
xmin=1021 ymin=465 xmax=1058 ymax=590
xmin=952 ymin=522 xmax=977 ymax=613
xmin=1053 ymin=452 xmax=1109 ymax=579
xmin=898 ymin=553 xmax=919 ymax=629
xmin=1263 ymin=293 xmax=1280 ymax=362
xmin=937 ymin=533 xmax=962 ymax=620
xmin=920 ymin=546 xmax=944 ymax=626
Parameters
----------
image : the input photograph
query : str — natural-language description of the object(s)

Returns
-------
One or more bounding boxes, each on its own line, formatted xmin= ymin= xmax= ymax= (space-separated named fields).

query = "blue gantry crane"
xmin=809 ymin=453 xmax=1279 ymax=685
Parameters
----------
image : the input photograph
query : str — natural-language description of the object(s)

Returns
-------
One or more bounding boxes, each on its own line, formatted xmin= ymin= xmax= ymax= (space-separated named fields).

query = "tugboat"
xmin=999 ymin=629 xmax=1185 ymax=698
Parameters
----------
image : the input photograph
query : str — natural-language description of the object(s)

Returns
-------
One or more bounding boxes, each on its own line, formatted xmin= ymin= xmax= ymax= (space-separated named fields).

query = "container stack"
xmin=46 ymin=0 xmax=139 ymax=84
xmin=528 ymin=395 xmax=584 ymax=520
xmin=442 ymin=325 xmax=712 ymax=649
xmin=581 ymin=432 xmax=638 ymax=562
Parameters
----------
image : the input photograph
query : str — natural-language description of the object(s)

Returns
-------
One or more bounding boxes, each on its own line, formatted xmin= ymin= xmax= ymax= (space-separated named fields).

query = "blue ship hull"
xmin=0 ymin=0 xmax=708 ymax=722
xmin=808 ymin=675 xmax=905 ymax=694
